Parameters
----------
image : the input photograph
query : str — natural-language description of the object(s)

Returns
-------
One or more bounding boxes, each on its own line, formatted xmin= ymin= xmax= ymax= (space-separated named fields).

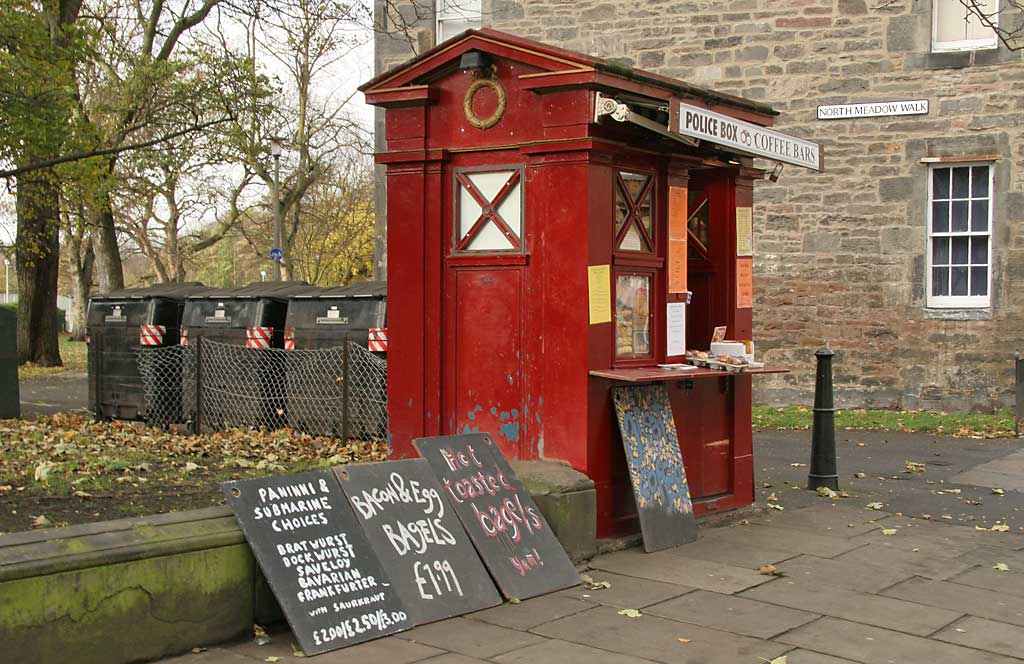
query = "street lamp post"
xmin=270 ymin=138 xmax=284 ymax=282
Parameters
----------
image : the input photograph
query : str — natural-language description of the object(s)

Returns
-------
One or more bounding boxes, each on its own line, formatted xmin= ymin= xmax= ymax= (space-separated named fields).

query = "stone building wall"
xmin=373 ymin=0 xmax=1024 ymax=412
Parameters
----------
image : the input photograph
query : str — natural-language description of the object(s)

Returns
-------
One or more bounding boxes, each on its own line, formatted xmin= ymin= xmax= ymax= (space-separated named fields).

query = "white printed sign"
xmin=676 ymin=102 xmax=822 ymax=171
xmin=817 ymin=100 xmax=929 ymax=120
xmin=666 ymin=302 xmax=687 ymax=358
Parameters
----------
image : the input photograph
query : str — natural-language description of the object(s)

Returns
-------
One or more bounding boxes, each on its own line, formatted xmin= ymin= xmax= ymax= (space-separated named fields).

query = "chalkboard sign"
xmin=335 ymin=459 xmax=503 ymax=625
xmin=222 ymin=471 xmax=413 ymax=656
xmin=414 ymin=433 xmax=580 ymax=600
xmin=612 ymin=384 xmax=697 ymax=552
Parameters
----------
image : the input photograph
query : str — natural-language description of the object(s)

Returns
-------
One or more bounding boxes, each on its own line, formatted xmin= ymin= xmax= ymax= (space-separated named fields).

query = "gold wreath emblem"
xmin=463 ymin=77 xmax=506 ymax=130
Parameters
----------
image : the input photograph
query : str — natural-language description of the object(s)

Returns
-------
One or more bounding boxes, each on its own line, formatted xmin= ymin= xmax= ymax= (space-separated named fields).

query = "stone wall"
xmin=374 ymin=0 xmax=1024 ymax=412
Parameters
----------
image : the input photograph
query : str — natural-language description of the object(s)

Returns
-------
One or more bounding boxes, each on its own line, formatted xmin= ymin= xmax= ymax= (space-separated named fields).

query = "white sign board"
xmin=676 ymin=102 xmax=822 ymax=171
xmin=817 ymin=99 xmax=928 ymax=121
xmin=666 ymin=302 xmax=687 ymax=358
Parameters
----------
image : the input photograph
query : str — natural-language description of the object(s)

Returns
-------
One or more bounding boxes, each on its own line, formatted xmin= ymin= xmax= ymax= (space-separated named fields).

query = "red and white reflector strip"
xmin=368 ymin=327 xmax=388 ymax=352
xmin=180 ymin=325 xmax=189 ymax=346
xmin=139 ymin=324 xmax=166 ymax=347
xmin=246 ymin=326 xmax=274 ymax=349
xmin=284 ymin=326 xmax=296 ymax=350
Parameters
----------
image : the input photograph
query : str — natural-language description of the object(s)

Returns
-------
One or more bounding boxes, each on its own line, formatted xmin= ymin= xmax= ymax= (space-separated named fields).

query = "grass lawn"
xmin=19 ymin=335 xmax=88 ymax=379
xmin=753 ymin=406 xmax=1017 ymax=438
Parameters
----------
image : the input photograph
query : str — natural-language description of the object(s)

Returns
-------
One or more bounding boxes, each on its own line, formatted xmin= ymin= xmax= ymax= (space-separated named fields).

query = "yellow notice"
xmin=736 ymin=207 xmax=753 ymax=257
xmin=668 ymin=186 xmax=688 ymax=293
xmin=587 ymin=264 xmax=612 ymax=324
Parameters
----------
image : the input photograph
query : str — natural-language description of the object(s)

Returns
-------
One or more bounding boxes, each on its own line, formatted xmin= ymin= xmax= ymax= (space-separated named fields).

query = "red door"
xmin=446 ymin=268 xmax=523 ymax=460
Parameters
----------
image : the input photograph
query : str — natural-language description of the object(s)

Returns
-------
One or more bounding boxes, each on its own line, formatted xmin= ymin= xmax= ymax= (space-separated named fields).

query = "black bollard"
xmin=807 ymin=348 xmax=839 ymax=490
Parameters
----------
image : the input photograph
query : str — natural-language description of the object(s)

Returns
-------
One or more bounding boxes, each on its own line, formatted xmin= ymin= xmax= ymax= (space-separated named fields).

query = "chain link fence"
xmin=137 ymin=339 xmax=387 ymax=442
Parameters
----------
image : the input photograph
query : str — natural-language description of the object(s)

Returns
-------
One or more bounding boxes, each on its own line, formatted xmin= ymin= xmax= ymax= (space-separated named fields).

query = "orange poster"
xmin=668 ymin=186 xmax=687 ymax=293
xmin=736 ymin=257 xmax=753 ymax=309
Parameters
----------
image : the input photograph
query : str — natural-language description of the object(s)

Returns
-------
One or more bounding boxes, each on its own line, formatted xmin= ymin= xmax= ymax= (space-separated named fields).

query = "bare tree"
xmin=958 ymin=0 xmax=1024 ymax=50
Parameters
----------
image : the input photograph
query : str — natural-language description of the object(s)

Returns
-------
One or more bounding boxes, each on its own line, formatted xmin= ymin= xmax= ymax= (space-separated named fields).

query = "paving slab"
xmin=748 ymin=503 xmax=888 ymax=537
xmin=228 ymin=633 xmax=443 ymax=663
xmin=468 ymin=595 xmax=592 ymax=631
xmin=952 ymin=451 xmax=1024 ymax=491
xmin=861 ymin=515 xmax=1024 ymax=550
xmin=493 ymin=639 xmax=659 ymax=664
xmin=882 ymin=577 xmax=1024 ymax=627
xmin=532 ymin=605 xmax=791 ymax=664
xmin=831 ymin=541 xmax=973 ymax=580
xmin=397 ymin=617 xmax=547 ymax=659
xmin=553 ymin=571 xmax=694 ymax=609
xmin=159 ymin=649 xmax=259 ymax=664
xmin=591 ymin=548 xmax=773 ymax=594
xmin=932 ymin=615 xmax=1024 ymax=659
xmin=740 ymin=578 xmax=963 ymax=636
xmin=418 ymin=655 xmax=491 ymax=664
xmin=776 ymin=616 xmax=1021 ymax=664
xmin=951 ymin=566 xmax=1024 ymax=597
xmin=663 ymin=537 xmax=801 ymax=569
xmin=781 ymin=651 xmax=862 ymax=664
xmin=645 ymin=589 xmax=818 ymax=639
xmin=773 ymin=554 xmax=913 ymax=593
xmin=694 ymin=523 xmax=864 ymax=558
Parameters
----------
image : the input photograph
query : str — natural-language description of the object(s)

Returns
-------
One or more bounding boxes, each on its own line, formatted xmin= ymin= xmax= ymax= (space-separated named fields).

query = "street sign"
xmin=270 ymin=248 xmax=283 ymax=262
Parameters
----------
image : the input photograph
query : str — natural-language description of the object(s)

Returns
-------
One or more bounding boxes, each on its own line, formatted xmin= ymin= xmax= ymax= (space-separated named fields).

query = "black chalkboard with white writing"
xmin=335 ymin=459 xmax=503 ymax=625
xmin=413 ymin=433 xmax=580 ymax=600
xmin=222 ymin=470 xmax=412 ymax=656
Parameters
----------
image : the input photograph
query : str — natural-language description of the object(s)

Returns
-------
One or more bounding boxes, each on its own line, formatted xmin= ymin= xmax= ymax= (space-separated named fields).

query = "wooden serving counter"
xmin=589 ymin=366 xmax=788 ymax=383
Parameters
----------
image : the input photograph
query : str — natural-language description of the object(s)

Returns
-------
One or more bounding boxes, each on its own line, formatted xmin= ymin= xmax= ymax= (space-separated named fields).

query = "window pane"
xmin=952 ymin=167 xmax=970 ymax=198
xmin=951 ymin=266 xmax=969 ymax=295
xmin=971 ymin=200 xmax=989 ymax=231
xmin=932 ymin=267 xmax=949 ymax=296
xmin=970 ymin=266 xmax=988 ymax=296
xmin=951 ymin=200 xmax=969 ymax=232
xmin=615 ymin=275 xmax=651 ymax=358
xmin=971 ymin=166 xmax=989 ymax=197
xmin=688 ymin=192 xmax=710 ymax=253
xmin=971 ymin=236 xmax=988 ymax=264
xmin=934 ymin=0 xmax=968 ymax=42
xmin=932 ymin=237 xmax=950 ymax=265
xmin=615 ymin=189 xmax=629 ymax=233
xmin=620 ymin=172 xmax=649 ymax=202
xmin=951 ymin=236 xmax=969 ymax=264
xmin=638 ymin=189 xmax=653 ymax=239
xmin=932 ymin=201 xmax=949 ymax=232
xmin=965 ymin=0 xmax=998 ymax=40
xmin=933 ymin=168 xmax=950 ymax=199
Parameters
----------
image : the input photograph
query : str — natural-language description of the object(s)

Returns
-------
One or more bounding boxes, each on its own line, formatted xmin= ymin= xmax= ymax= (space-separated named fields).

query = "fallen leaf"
xmin=904 ymin=461 xmax=926 ymax=473
xmin=992 ymin=488 xmax=1005 ymax=495
xmin=508 ymin=597 xmax=521 ymax=604
xmin=856 ymin=442 xmax=866 ymax=447
xmin=866 ymin=502 xmax=884 ymax=510
xmin=758 ymin=564 xmax=784 ymax=576
xmin=183 ymin=461 xmax=200 ymax=472
xmin=816 ymin=486 xmax=838 ymax=498
xmin=265 ymin=658 xmax=281 ymax=663
xmin=34 ymin=461 xmax=57 ymax=483
xmin=881 ymin=528 xmax=897 ymax=536
xmin=191 ymin=647 xmax=207 ymax=654
xmin=618 ymin=608 xmax=642 ymax=618
xmin=71 ymin=490 xmax=92 ymax=498
xmin=767 ymin=492 xmax=778 ymax=502
xmin=939 ymin=488 xmax=961 ymax=495
xmin=253 ymin=623 xmax=271 ymax=646
xmin=790 ymin=463 xmax=806 ymax=468
xmin=766 ymin=657 xmax=788 ymax=664
xmin=768 ymin=503 xmax=785 ymax=511
xmin=581 ymin=574 xmax=611 ymax=590
xmin=31 ymin=515 xmax=51 ymax=528
xmin=991 ymin=523 xmax=1010 ymax=532
xmin=853 ymin=472 xmax=866 ymax=479
xmin=994 ymin=562 xmax=1010 ymax=572
xmin=677 ymin=638 xmax=691 ymax=644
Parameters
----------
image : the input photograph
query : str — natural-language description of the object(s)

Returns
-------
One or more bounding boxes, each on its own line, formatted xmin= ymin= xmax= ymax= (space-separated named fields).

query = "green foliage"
xmin=752 ymin=406 xmax=1016 ymax=438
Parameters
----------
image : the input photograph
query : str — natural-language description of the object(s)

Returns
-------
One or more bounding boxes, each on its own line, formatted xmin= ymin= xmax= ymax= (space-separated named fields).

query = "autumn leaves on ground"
xmin=0 ymin=414 xmax=386 ymax=534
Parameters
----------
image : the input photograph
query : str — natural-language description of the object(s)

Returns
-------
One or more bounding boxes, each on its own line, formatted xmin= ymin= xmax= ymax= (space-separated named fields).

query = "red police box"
xmin=362 ymin=29 xmax=820 ymax=537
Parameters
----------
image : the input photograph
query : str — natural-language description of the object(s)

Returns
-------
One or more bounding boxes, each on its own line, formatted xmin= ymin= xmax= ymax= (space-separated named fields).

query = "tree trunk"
xmin=67 ymin=233 xmax=94 ymax=342
xmin=91 ymin=178 xmax=125 ymax=292
xmin=15 ymin=171 xmax=63 ymax=366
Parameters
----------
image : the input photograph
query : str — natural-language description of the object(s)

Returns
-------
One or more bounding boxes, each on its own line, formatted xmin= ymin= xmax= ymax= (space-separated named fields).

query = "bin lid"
xmin=291 ymin=280 xmax=386 ymax=299
xmin=92 ymin=282 xmax=209 ymax=301
xmin=187 ymin=281 xmax=321 ymax=301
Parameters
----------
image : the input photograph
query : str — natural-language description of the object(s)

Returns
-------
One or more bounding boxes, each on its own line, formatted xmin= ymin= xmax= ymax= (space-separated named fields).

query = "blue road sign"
xmin=270 ymin=248 xmax=283 ymax=262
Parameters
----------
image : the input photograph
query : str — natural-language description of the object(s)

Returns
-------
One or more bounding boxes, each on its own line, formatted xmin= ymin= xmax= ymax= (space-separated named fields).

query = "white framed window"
xmin=453 ymin=167 xmax=523 ymax=253
xmin=927 ymin=164 xmax=993 ymax=308
xmin=932 ymin=0 xmax=999 ymax=52
xmin=436 ymin=0 xmax=482 ymax=43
